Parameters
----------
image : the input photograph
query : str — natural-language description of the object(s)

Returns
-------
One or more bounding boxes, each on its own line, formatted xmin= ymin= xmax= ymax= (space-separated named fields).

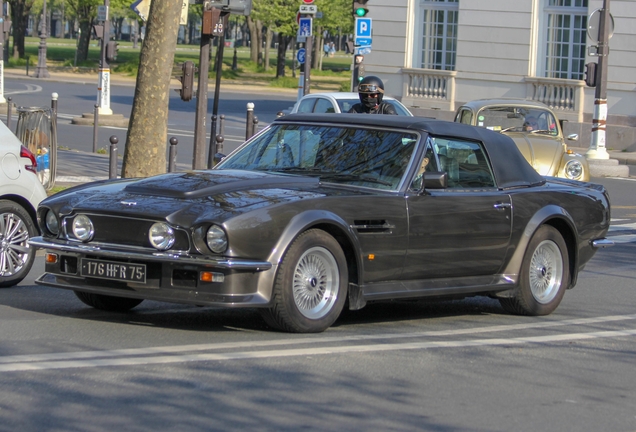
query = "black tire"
xmin=500 ymin=225 xmax=569 ymax=316
xmin=0 ymin=200 xmax=38 ymax=288
xmin=260 ymin=229 xmax=348 ymax=333
xmin=74 ymin=291 xmax=144 ymax=312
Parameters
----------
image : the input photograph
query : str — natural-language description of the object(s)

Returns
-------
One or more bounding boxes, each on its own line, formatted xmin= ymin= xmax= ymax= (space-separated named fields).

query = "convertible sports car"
xmin=455 ymin=99 xmax=590 ymax=181
xmin=31 ymin=115 xmax=612 ymax=333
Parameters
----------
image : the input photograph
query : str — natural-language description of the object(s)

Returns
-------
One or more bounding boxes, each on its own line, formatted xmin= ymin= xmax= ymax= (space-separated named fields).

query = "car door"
xmin=403 ymin=136 xmax=512 ymax=280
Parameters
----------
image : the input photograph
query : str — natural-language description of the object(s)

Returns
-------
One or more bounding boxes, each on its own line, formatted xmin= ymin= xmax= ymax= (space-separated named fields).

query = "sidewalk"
xmin=3 ymin=67 xmax=307 ymax=96
xmin=55 ymin=148 xmax=191 ymax=185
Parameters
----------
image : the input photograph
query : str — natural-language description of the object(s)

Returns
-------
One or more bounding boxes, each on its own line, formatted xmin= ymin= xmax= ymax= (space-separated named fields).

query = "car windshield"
xmin=336 ymin=99 xmax=411 ymax=116
xmin=216 ymin=123 xmax=420 ymax=190
xmin=477 ymin=106 xmax=559 ymax=136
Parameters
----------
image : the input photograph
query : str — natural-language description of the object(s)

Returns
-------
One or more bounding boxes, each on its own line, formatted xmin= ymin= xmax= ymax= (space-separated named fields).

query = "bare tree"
xmin=121 ymin=0 xmax=182 ymax=178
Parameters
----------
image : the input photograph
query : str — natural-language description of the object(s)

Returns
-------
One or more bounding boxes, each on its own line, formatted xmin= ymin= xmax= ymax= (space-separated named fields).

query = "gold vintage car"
xmin=455 ymin=99 xmax=589 ymax=181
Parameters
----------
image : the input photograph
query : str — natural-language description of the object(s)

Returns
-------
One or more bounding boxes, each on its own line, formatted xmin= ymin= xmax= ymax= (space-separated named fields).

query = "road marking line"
xmin=1 ymin=314 xmax=635 ymax=369
xmin=1 ymin=327 xmax=636 ymax=373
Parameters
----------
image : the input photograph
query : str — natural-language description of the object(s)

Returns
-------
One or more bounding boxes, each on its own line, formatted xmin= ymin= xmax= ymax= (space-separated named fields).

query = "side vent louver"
xmin=351 ymin=220 xmax=394 ymax=234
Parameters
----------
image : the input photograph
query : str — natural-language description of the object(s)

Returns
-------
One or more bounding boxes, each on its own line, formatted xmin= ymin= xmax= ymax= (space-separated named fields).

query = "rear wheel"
xmin=0 ymin=201 xmax=38 ymax=288
xmin=500 ymin=225 xmax=569 ymax=316
xmin=260 ymin=229 xmax=348 ymax=333
xmin=74 ymin=291 xmax=144 ymax=312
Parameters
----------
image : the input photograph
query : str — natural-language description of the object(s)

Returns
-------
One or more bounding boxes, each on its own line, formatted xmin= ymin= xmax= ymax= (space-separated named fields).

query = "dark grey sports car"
xmin=31 ymin=114 xmax=613 ymax=333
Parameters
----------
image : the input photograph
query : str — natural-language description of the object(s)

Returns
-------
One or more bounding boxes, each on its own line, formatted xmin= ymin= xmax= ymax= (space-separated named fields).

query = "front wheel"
xmin=500 ymin=225 xmax=569 ymax=316
xmin=74 ymin=291 xmax=144 ymax=312
xmin=0 ymin=200 xmax=38 ymax=288
xmin=260 ymin=229 xmax=348 ymax=333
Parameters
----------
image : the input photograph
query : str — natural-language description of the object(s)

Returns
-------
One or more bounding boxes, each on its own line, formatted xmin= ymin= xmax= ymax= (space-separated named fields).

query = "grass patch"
xmin=17 ymin=37 xmax=353 ymax=90
xmin=47 ymin=185 xmax=69 ymax=196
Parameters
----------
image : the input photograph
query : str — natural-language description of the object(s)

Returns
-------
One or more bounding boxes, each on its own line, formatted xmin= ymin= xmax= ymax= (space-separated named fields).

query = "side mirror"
xmin=422 ymin=172 xmax=448 ymax=190
xmin=567 ymin=134 xmax=579 ymax=141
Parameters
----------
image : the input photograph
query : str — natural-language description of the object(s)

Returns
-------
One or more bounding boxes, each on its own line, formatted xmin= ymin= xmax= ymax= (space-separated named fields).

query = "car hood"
xmin=504 ymin=133 xmax=564 ymax=176
xmin=43 ymin=170 xmax=337 ymax=227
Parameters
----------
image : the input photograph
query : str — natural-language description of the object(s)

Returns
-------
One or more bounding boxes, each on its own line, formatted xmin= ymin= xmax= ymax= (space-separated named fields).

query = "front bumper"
xmin=30 ymin=236 xmax=275 ymax=307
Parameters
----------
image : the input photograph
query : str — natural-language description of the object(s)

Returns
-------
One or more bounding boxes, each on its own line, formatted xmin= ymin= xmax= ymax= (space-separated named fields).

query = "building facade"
xmin=363 ymin=0 xmax=635 ymax=150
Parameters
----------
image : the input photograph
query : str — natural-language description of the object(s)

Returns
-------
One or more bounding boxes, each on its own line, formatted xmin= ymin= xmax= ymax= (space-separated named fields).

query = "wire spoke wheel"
xmin=499 ymin=225 xmax=569 ymax=316
xmin=261 ymin=229 xmax=348 ymax=333
xmin=529 ymin=240 xmax=563 ymax=304
xmin=292 ymin=246 xmax=340 ymax=319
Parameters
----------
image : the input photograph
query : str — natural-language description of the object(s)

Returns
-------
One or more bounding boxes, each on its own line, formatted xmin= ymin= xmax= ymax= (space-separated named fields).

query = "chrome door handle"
xmin=493 ymin=202 xmax=512 ymax=210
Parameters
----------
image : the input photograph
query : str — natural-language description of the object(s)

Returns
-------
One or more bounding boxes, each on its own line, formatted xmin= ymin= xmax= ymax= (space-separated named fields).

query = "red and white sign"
xmin=302 ymin=0 xmax=314 ymax=4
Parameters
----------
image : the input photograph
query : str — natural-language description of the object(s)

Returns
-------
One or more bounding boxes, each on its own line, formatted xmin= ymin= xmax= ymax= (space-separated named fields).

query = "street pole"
xmin=587 ymin=0 xmax=611 ymax=160
xmin=97 ymin=0 xmax=113 ymax=115
xmin=0 ymin=0 xmax=5 ymax=104
xmin=34 ymin=0 xmax=50 ymax=78
xmin=303 ymin=35 xmax=312 ymax=96
xmin=193 ymin=32 xmax=211 ymax=170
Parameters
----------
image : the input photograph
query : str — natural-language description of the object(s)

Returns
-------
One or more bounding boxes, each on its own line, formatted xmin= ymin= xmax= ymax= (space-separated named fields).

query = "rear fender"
xmin=501 ymin=204 xmax=578 ymax=287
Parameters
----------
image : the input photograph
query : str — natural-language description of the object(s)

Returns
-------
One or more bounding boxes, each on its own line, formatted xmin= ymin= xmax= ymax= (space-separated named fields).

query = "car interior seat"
xmin=438 ymin=154 xmax=459 ymax=186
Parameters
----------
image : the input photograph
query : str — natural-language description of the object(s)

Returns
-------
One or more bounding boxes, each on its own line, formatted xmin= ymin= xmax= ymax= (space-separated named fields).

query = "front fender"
xmin=557 ymin=152 xmax=590 ymax=182
xmin=254 ymin=209 xmax=364 ymax=304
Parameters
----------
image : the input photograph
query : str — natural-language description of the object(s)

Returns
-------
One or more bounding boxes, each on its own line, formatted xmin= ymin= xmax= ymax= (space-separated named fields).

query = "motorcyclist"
xmin=348 ymin=76 xmax=398 ymax=115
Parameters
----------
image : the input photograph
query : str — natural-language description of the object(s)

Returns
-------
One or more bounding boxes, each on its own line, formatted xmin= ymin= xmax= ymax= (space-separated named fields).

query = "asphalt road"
xmin=0 ymin=178 xmax=635 ymax=431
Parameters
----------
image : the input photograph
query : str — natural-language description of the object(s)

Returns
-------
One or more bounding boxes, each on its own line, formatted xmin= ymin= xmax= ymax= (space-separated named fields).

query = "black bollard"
xmin=215 ymin=135 xmax=224 ymax=159
xmin=169 ymin=137 xmax=178 ymax=173
xmin=109 ymin=136 xmax=118 ymax=179
xmin=245 ymin=103 xmax=254 ymax=140
xmin=93 ymin=104 xmax=99 ymax=153
xmin=208 ymin=115 xmax=217 ymax=169
xmin=253 ymin=116 xmax=259 ymax=137
xmin=219 ymin=114 xmax=225 ymax=137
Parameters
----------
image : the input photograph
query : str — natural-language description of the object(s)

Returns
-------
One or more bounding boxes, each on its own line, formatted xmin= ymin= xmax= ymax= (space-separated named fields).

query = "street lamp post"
xmin=587 ymin=0 xmax=611 ymax=160
xmin=34 ymin=0 xmax=50 ymax=78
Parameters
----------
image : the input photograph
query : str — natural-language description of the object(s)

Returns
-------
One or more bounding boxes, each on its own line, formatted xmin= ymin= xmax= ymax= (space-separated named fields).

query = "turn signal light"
xmin=46 ymin=253 xmax=59 ymax=264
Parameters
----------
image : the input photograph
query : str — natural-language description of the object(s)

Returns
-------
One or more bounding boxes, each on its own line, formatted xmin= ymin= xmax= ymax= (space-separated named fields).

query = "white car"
xmin=0 ymin=120 xmax=47 ymax=287
xmin=290 ymin=92 xmax=413 ymax=116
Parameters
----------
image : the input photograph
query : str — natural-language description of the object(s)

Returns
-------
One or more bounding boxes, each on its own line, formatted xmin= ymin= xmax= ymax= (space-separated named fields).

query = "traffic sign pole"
xmin=97 ymin=0 xmax=113 ymax=115
xmin=587 ymin=0 xmax=611 ymax=160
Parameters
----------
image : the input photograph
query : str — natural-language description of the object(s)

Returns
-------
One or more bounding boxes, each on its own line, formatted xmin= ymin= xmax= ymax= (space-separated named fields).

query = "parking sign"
xmin=299 ymin=17 xmax=312 ymax=37
xmin=355 ymin=17 xmax=372 ymax=38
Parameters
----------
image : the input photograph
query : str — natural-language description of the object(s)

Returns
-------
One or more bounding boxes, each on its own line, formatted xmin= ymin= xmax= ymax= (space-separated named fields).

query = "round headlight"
xmin=149 ymin=222 xmax=175 ymax=251
xmin=45 ymin=210 xmax=59 ymax=235
xmin=72 ymin=214 xmax=94 ymax=242
xmin=565 ymin=160 xmax=583 ymax=180
xmin=206 ymin=225 xmax=227 ymax=253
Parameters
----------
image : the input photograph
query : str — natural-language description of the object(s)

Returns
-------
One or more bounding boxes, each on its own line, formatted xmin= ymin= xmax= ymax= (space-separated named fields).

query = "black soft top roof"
xmin=275 ymin=114 xmax=545 ymax=189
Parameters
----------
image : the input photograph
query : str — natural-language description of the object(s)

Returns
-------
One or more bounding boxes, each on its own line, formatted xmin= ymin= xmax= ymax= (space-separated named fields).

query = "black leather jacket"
xmin=348 ymin=103 xmax=398 ymax=115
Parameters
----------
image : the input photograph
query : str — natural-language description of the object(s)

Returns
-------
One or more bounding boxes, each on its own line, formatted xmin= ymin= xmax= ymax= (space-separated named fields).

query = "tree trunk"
xmin=246 ymin=17 xmax=262 ymax=64
xmin=122 ymin=0 xmax=182 ymax=178
xmin=8 ymin=0 xmax=32 ymax=59
xmin=76 ymin=19 xmax=92 ymax=62
xmin=275 ymin=33 xmax=286 ymax=78
xmin=312 ymin=28 xmax=322 ymax=70
xmin=263 ymin=29 xmax=272 ymax=71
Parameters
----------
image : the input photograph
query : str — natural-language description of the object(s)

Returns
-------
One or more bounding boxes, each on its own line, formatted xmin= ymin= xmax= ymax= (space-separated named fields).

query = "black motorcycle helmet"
xmin=358 ymin=76 xmax=385 ymax=109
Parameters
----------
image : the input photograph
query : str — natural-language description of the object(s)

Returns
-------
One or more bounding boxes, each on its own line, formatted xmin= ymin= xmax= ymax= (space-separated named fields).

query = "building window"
xmin=418 ymin=0 xmax=459 ymax=71
xmin=543 ymin=0 xmax=588 ymax=80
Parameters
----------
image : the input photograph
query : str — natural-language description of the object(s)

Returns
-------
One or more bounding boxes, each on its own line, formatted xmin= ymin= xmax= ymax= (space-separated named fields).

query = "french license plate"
xmin=80 ymin=259 xmax=147 ymax=284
